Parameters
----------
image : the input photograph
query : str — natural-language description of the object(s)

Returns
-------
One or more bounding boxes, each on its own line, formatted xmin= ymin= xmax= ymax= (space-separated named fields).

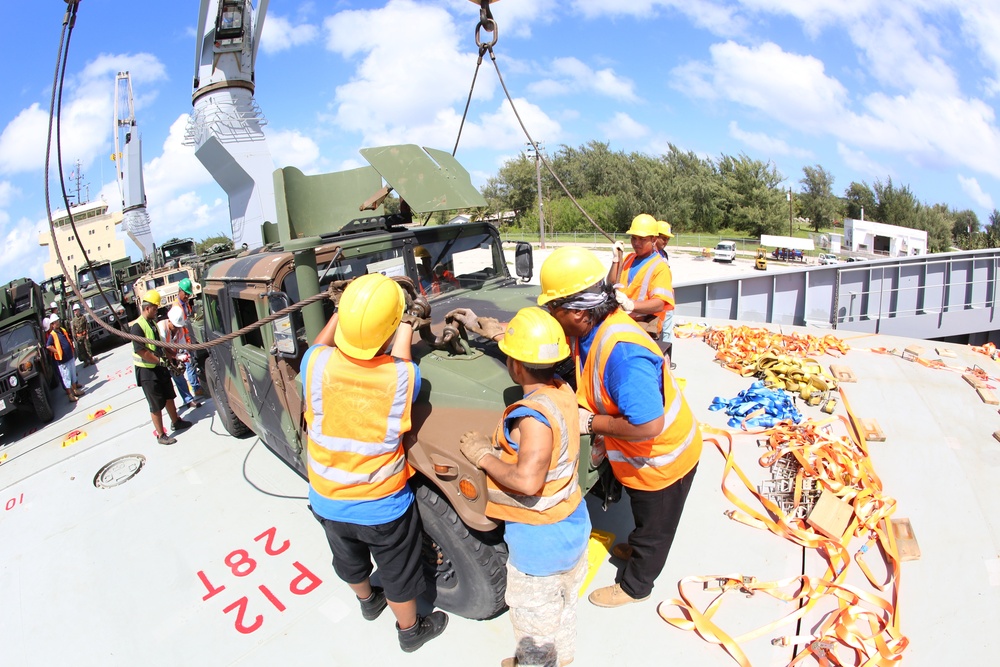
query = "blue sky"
xmin=2 ymin=0 xmax=999 ymax=285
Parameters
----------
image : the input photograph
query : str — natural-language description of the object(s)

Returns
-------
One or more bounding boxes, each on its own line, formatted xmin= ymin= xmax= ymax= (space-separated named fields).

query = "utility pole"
xmin=527 ymin=142 xmax=545 ymax=249
xmin=787 ymin=188 xmax=793 ymax=237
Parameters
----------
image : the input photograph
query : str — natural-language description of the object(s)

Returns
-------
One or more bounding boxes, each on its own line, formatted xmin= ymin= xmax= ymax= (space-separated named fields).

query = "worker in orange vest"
xmin=460 ymin=307 xmax=591 ymax=667
xmin=538 ymin=246 xmax=701 ymax=608
xmin=655 ymin=220 xmax=676 ymax=365
xmin=44 ymin=314 xmax=84 ymax=403
xmin=303 ymin=273 xmax=447 ymax=653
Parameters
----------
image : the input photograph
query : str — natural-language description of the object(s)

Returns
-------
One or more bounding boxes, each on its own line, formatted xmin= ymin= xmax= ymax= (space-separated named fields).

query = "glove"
xmin=613 ymin=241 xmax=626 ymax=261
xmin=579 ymin=407 xmax=595 ymax=435
xmin=614 ymin=287 xmax=635 ymax=313
xmin=327 ymin=279 xmax=352 ymax=304
xmin=176 ymin=352 xmax=191 ymax=363
xmin=475 ymin=317 xmax=505 ymax=341
xmin=460 ymin=431 xmax=498 ymax=468
xmin=446 ymin=307 xmax=479 ymax=329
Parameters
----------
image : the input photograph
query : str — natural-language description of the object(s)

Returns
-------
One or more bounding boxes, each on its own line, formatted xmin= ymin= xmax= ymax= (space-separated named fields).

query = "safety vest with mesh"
xmin=47 ymin=327 xmax=74 ymax=362
xmin=132 ymin=316 xmax=159 ymax=369
xmin=621 ymin=253 xmax=675 ymax=336
xmin=304 ymin=346 xmax=416 ymax=501
xmin=487 ymin=381 xmax=582 ymax=525
xmin=174 ymin=298 xmax=193 ymax=345
xmin=575 ymin=309 xmax=701 ymax=491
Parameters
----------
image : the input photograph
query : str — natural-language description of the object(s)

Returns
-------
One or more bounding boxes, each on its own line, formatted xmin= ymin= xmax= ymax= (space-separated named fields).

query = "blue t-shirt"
xmin=303 ymin=343 xmax=422 ymax=526
xmin=578 ymin=325 xmax=665 ymax=426
xmin=626 ymin=252 xmax=658 ymax=284
xmin=501 ymin=403 xmax=592 ymax=576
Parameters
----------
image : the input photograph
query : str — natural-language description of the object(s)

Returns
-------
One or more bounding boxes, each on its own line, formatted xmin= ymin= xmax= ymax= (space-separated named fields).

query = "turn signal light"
xmin=458 ymin=477 xmax=478 ymax=501
xmin=18 ymin=361 xmax=32 ymax=373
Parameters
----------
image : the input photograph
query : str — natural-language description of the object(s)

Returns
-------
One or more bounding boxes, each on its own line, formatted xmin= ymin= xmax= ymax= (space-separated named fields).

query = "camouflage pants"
xmin=505 ymin=551 xmax=588 ymax=667
xmin=75 ymin=335 xmax=92 ymax=363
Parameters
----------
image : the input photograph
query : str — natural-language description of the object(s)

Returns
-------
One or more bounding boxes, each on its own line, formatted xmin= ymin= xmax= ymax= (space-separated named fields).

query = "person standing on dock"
xmin=130 ymin=290 xmax=191 ymax=445
xmin=173 ymin=278 xmax=203 ymax=397
xmin=538 ymin=246 xmax=701 ymax=609
xmin=460 ymin=307 xmax=591 ymax=667
xmin=655 ymin=220 xmax=676 ymax=366
xmin=303 ymin=273 xmax=448 ymax=653
xmin=70 ymin=303 xmax=94 ymax=367
xmin=45 ymin=314 xmax=84 ymax=403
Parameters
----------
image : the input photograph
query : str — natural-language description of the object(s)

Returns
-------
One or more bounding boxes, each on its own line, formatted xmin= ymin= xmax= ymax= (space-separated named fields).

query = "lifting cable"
xmin=454 ymin=0 xmax=614 ymax=242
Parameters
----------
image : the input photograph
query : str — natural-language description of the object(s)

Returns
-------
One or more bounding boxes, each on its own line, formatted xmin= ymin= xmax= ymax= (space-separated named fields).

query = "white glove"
xmin=614 ymin=288 xmax=635 ymax=313
xmin=579 ymin=407 xmax=595 ymax=435
xmin=176 ymin=352 xmax=190 ymax=363
xmin=613 ymin=241 xmax=626 ymax=261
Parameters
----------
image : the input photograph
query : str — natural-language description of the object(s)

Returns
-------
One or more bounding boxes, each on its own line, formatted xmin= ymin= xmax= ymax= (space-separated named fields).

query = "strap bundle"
xmin=704 ymin=326 xmax=849 ymax=378
xmin=709 ymin=380 xmax=803 ymax=429
xmin=659 ymin=390 xmax=907 ymax=666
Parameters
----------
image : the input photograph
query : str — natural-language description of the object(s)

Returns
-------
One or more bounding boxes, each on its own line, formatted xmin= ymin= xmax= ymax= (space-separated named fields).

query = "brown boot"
xmin=611 ymin=543 xmax=633 ymax=560
xmin=588 ymin=583 xmax=648 ymax=608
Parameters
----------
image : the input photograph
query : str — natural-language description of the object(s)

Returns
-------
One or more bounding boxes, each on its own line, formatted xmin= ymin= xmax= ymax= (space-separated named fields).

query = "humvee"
xmin=199 ymin=145 xmax=600 ymax=620
xmin=0 ymin=279 xmax=57 ymax=425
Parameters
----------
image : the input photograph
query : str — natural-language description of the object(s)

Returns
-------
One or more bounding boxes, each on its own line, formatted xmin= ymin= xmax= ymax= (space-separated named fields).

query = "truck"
xmin=713 ymin=240 xmax=737 ymax=262
xmin=132 ymin=238 xmax=201 ymax=313
xmin=0 ymin=279 xmax=57 ymax=425
xmin=73 ymin=258 xmax=132 ymax=346
xmin=200 ymin=146 xmax=600 ymax=621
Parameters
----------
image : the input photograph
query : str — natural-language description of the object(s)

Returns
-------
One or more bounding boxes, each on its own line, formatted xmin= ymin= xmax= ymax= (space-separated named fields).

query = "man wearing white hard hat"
xmin=45 ymin=313 xmax=84 ymax=403
xmin=157 ymin=305 xmax=202 ymax=410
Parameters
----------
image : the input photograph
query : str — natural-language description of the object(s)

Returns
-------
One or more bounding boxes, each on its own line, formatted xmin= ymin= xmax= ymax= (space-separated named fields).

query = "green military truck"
xmin=199 ymin=145 xmax=598 ymax=621
xmin=74 ymin=258 xmax=132 ymax=346
xmin=0 ymin=279 xmax=57 ymax=425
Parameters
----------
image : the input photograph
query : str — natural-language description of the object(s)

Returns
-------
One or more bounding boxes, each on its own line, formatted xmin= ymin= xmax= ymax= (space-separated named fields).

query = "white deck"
xmin=1 ymin=320 xmax=998 ymax=666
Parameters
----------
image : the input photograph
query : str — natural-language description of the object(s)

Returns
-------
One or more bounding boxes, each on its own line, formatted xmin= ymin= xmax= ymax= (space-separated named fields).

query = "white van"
xmin=713 ymin=241 xmax=737 ymax=263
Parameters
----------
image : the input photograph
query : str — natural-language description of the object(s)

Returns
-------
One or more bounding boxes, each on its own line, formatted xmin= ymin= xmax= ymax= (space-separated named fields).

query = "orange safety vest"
xmin=620 ymin=253 xmax=675 ymax=336
xmin=303 ymin=346 xmax=416 ymax=501
xmin=486 ymin=381 xmax=582 ymax=525
xmin=48 ymin=327 xmax=74 ymax=362
xmin=575 ymin=310 xmax=701 ymax=491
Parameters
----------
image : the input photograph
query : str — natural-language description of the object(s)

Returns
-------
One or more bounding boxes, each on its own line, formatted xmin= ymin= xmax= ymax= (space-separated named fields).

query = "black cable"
xmin=241 ymin=438 xmax=307 ymax=501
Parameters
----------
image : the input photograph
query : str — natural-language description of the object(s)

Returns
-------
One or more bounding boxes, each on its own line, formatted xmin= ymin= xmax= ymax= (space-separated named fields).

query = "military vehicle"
xmin=132 ymin=238 xmax=202 ymax=313
xmin=200 ymin=145 xmax=596 ymax=621
xmin=115 ymin=259 xmax=148 ymax=321
xmin=0 ymin=279 xmax=56 ymax=425
xmin=73 ymin=258 xmax=132 ymax=346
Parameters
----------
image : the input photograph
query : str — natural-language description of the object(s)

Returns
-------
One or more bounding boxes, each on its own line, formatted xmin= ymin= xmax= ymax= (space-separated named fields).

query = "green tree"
xmin=872 ymin=178 xmax=918 ymax=228
xmin=910 ymin=205 xmax=953 ymax=253
xmin=798 ymin=165 xmax=840 ymax=232
xmin=482 ymin=153 xmax=537 ymax=224
xmin=717 ymin=154 xmax=786 ymax=237
xmin=843 ymin=182 xmax=877 ymax=220
xmin=197 ymin=234 xmax=232 ymax=254
xmin=661 ymin=144 xmax=722 ymax=232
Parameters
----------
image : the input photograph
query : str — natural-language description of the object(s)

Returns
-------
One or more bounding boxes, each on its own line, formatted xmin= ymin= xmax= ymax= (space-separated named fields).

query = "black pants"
xmin=619 ymin=464 xmax=698 ymax=599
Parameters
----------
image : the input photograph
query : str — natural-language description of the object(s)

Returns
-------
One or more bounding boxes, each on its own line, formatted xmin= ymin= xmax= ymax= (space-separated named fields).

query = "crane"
xmin=113 ymin=71 xmax=156 ymax=259
xmin=183 ymin=0 xmax=275 ymax=250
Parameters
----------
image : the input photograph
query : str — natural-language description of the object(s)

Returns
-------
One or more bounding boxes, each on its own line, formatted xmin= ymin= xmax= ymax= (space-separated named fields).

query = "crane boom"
xmin=114 ymin=71 xmax=155 ymax=259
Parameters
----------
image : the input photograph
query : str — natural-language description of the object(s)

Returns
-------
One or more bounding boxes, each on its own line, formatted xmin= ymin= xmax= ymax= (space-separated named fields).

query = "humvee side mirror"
xmin=267 ymin=291 xmax=298 ymax=358
xmin=514 ymin=242 xmax=533 ymax=282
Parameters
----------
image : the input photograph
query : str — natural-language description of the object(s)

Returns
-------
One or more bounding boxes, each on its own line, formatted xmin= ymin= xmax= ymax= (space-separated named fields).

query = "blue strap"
xmin=709 ymin=380 xmax=803 ymax=429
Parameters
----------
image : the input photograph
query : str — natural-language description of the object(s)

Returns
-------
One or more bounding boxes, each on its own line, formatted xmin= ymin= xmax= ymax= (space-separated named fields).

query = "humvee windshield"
xmin=0 ymin=322 xmax=38 ymax=354
xmin=163 ymin=241 xmax=196 ymax=260
xmin=78 ymin=264 xmax=113 ymax=289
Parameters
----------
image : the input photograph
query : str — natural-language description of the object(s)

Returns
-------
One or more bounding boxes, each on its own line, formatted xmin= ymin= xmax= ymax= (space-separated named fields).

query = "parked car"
xmin=818 ymin=253 xmax=838 ymax=265
xmin=713 ymin=241 xmax=737 ymax=263
xmin=846 ymin=255 xmax=866 ymax=262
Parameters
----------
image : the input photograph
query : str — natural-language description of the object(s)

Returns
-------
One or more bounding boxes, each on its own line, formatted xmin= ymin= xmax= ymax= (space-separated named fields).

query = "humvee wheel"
xmin=414 ymin=480 xmax=507 ymax=620
xmin=30 ymin=376 xmax=53 ymax=423
xmin=205 ymin=357 xmax=252 ymax=438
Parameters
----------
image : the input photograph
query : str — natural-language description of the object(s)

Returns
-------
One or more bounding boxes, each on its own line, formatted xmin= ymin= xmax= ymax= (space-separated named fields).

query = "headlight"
xmin=9 ymin=375 xmax=18 ymax=387
xmin=109 ymin=314 xmax=116 ymax=322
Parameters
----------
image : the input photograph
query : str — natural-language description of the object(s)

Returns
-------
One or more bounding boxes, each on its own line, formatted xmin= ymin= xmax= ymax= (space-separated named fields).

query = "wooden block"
xmin=977 ymin=386 xmax=999 ymax=405
xmin=936 ymin=347 xmax=957 ymax=358
xmin=963 ymin=373 xmax=987 ymax=389
xmin=859 ymin=418 xmax=886 ymax=442
xmin=902 ymin=344 xmax=925 ymax=360
xmin=992 ymin=429 xmax=1000 ymax=443
xmin=807 ymin=490 xmax=854 ymax=540
xmin=829 ymin=364 xmax=857 ymax=383
xmin=891 ymin=518 xmax=921 ymax=561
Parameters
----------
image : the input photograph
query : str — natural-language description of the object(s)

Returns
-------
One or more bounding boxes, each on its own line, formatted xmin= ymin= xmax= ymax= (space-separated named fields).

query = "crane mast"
xmin=184 ymin=0 xmax=275 ymax=250
xmin=114 ymin=71 xmax=155 ymax=259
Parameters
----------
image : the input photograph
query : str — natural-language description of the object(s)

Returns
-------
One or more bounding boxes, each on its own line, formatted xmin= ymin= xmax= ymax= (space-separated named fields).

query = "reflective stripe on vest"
xmin=575 ymin=310 xmax=701 ymax=491
xmin=304 ymin=346 xmax=415 ymax=501
xmin=132 ymin=317 xmax=159 ymax=368
xmin=486 ymin=383 xmax=582 ymax=524
xmin=621 ymin=253 xmax=674 ymax=335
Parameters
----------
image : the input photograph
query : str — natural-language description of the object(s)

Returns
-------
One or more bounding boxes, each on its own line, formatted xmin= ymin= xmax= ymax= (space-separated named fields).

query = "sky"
xmin=2 ymin=0 xmax=1000 ymax=285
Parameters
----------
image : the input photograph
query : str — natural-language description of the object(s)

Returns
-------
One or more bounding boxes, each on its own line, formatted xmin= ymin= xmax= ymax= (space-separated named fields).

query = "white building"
xmin=38 ymin=200 xmax=127 ymax=279
xmin=843 ymin=218 xmax=927 ymax=257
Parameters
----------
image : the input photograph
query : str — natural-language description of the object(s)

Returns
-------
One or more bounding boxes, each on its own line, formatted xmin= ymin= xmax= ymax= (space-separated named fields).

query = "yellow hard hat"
xmin=658 ymin=220 xmax=673 ymax=238
xmin=334 ymin=273 xmax=405 ymax=360
xmin=414 ymin=245 xmax=430 ymax=259
xmin=537 ymin=246 xmax=606 ymax=306
xmin=626 ymin=213 xmax=659 ymax=237
xmin=144 ymin=289 xmax=162 ymax=308
xmin=499 ymin=307 xmax=570 ymax=366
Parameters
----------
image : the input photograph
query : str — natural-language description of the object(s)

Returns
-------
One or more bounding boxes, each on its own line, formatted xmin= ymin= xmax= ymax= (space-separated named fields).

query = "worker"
xmin=45 ymin=314 xmax=84 ymax=403
xmin=157 ymin=306 xmax=202 ymax=410
xmin=459 ymin=307 xmax=591 ymax=667
xmin=131 ymin=289 xmax=192 ymax=446
xmin=174 ymin=278 xmax=203 ymax=396
xmin=414 ymin=246 xmax=459 ymax=296
xmin=655 ymin=220 xmax=676 ymax=365
xmin=70 ymin=303 xmax=94 ymax=367
xmin=538 ymin=246 xmax=701 ymax=608
xmin=304 ymin=273 xmax=448 ymax=653
xmin=607 ymin=214 xmax=674 ymax=355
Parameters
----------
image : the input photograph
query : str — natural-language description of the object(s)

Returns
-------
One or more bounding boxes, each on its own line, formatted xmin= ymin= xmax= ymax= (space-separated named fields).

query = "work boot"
xmin=157 ymin=432 xmax=177 ymax=445
xmin=171 ymin=419 xmax=193 ymax=431
xmin=397 ymin=611 xmax=448 ymax=653
xmin=611 ymin=543 xmax=633 ymax=560
xmin=358 ymin=586 xmax=387 ymax=621
xmin=588 ymin=583 xmax=649 ymax=608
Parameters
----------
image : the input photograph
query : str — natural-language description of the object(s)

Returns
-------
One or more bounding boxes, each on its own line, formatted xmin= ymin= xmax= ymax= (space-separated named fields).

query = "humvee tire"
xmin=415 ymin=480 xmax=507 ymax=620
xmin=205 ymin=357 xmax=251 ymax=438
xmin=30 ymin=376 xmax=53 ymax=423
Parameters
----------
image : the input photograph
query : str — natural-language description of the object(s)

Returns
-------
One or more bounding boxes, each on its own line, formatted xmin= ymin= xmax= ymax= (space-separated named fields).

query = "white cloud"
xmin=0 ymin=218 xmax=46 ymax=280
xmin=572 ymin=0 xmax=746 ymax=35
xmin=728 ymin=121 xmax=811 ymax=158
xmin=837 ymin=142 xmax=891 ymax=180
xmin=261 ymin=15 xmax=319 ymax=54
xmin=0 ymin=181 xmax=16 ymax=208
xmin=958 ymin=174 xmax=995 ymax=210
xmin=600 ymin=112 xmax=650 ymax=140
xmin=268 ymin=128 xmax=322 ymax=173
xmin=529 ymin=58 xmax=637 ymax=102
xmin=448 ymin=0 xmax=561 ymax=39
